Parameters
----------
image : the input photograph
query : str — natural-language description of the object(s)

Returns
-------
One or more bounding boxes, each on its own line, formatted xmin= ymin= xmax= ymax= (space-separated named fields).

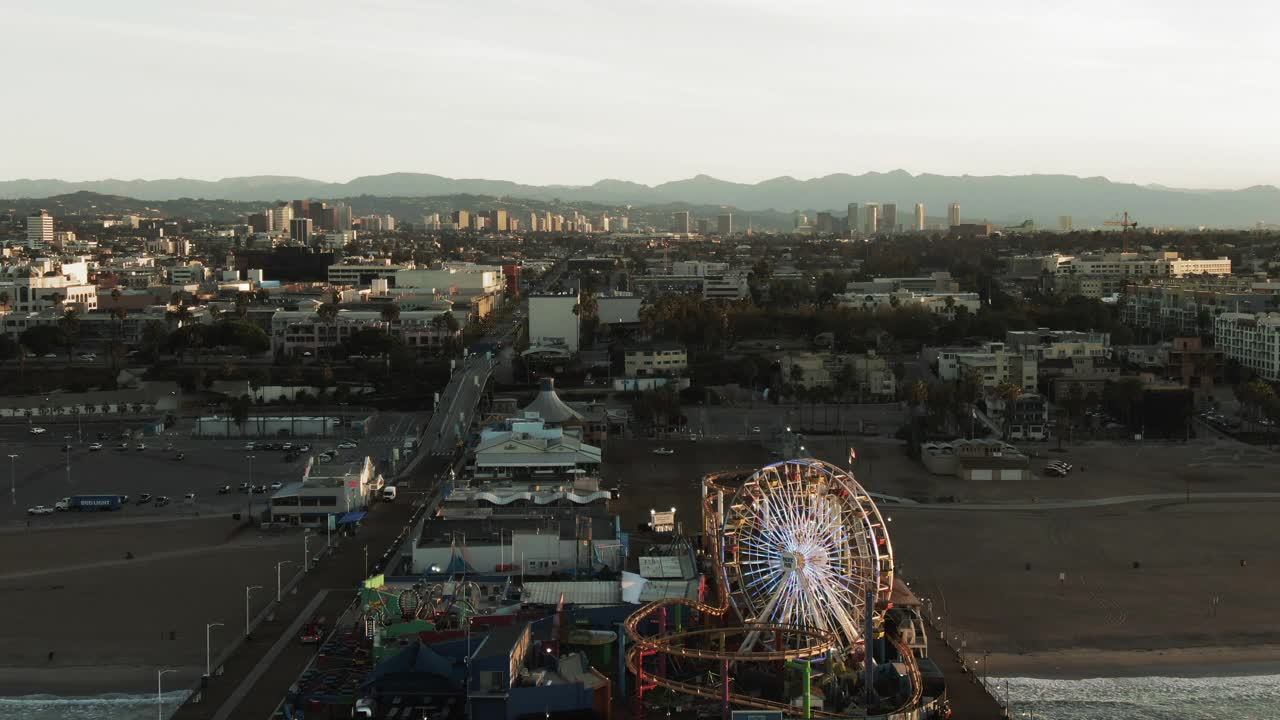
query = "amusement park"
xmin=281 ymin=457 xmax=951 ymax=720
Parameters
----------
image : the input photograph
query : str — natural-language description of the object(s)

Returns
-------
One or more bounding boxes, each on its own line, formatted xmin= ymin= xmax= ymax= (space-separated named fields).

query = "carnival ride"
xmin=625 ymin=459 xmax=919 ymax=718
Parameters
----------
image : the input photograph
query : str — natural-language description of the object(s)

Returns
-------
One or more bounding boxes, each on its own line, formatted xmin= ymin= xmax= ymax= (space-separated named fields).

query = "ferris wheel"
xmin=714 ymin=459 xmax=894 ymax=655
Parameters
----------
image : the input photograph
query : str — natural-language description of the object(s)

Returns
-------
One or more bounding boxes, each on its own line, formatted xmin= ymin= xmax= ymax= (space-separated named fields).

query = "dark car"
xmin=217 ymin=485 xmax=231 ymax=494
xmin=174 ymin=453 xmax=185 ymax=461
xmin=252 ymin=485 xmax=267 ymax=494
xmin=136 ymin=493 xmax=153 ymax=505
xmin=154 ymin=496 xmax=171 ymax=507
xmin=238 ymin=482 xmax=252 ymax=493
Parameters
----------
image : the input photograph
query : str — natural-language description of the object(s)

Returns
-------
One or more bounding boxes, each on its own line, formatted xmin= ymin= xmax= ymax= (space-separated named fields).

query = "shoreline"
xmin=986 ymin=643 xmax=1280 ymax=680
xmin=0 ymin=664 xmax=201 ymax=697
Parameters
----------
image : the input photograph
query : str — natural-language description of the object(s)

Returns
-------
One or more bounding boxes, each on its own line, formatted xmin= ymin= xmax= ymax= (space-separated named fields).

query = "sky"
xmin=6 ymin=0 xmax=1279 ymax=189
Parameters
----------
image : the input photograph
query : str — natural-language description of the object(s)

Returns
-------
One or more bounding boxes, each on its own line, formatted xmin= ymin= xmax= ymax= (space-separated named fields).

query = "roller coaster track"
xmin=620 ymin=469 xmax=925 ymax=719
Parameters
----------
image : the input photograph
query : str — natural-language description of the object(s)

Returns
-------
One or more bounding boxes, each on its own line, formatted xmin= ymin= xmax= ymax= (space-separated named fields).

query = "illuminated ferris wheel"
xmin=715 ymin=459 xmax=894 ymax=655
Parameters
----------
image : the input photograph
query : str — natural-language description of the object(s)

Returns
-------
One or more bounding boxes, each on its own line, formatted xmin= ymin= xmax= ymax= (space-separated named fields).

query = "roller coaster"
xmin=625 ymin=459 xmax=928 ymax=719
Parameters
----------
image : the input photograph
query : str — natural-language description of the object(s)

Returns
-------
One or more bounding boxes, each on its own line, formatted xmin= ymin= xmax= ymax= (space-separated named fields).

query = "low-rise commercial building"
xmin=271 ymin=307 xmax=461 ymax=356
xmin=268 ymin=456 xmax=381 ymax=525
xmin=934 ymin=343 xmax=1037 ymax=391
xmin=623 ymin=343 xmax=688 ymax=377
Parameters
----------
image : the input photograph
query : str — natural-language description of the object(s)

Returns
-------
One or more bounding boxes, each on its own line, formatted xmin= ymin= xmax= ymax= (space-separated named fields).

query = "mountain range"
xmin=2 ymin=171 xmax=1278 ymax=228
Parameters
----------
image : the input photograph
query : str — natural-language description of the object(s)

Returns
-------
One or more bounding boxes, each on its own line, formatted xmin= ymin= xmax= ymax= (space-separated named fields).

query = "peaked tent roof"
xmin=521 ymin=378 xmax=583 ymax=424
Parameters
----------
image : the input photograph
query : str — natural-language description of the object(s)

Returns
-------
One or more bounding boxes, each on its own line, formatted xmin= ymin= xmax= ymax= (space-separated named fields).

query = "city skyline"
xmin=5 ymin=0 xmax=1279 ymax=189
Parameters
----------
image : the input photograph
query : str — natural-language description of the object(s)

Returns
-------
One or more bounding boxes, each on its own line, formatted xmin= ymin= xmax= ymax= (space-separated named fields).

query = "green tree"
xmin=21 ymin=325 xmax=64 ymax=356
xmin=58 ymin=307 xmax=80 ymax=361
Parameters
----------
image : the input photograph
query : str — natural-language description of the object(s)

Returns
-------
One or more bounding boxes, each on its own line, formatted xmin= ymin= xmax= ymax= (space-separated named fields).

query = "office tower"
xmin=382 ymin=214 xmax=395 ymax=232
xmin=947 ymin=202 xmax=961 ymax=227
xmin=882 ymin=204 xmax=898 ymax=233
xmin=672 ymin=211 xmax=691 ymax=234
xmin=487 ymin=209 xmax=509 ymax=232
xmin=271 ymin=203 xmax=293 ymax=232
xmin=1059 ymin=215 xmax=1074 ymax=232
xmin=26 ymin=210 xmax=54 ymax=248
xmin=320 ymin=207 xmax=338 ymax=232
xmin=290 ymin=217 xmax=313 ymax=244
xmin=619 ymin=216 xmax=629 ymax=231
xmin=308 ymin=202 xmax=328 ymax=229
xmin=816 ymin=212 xmax=834 ymax=234
xmin=914 ymin=203 xmax=925 ymax=231
xmin=335 ymin=203 xmax=353 ymax=231
xmin=452 ymin=210 xmax=470 ymax=229
xmin=292 ymin=199 xmax=311 ymax=219
xmin=552 ymin=214 xmax=564 ymax=232
xmin=697 ymin=218 xmax=710 ymax=235
xmin=247 ymin=212 xmax=269 ymax=233
xmin=793 ymin=212 xmax=808 ymax=229
xmin=847 ymin=203 xmax=859 ymax=234
xmin=598 ymin=214 xmax=610 ymax=232
xmin=717 ymin=213 xmax=733 ymax=235
xmin=864 ymin=204 xmax=879 ymax=234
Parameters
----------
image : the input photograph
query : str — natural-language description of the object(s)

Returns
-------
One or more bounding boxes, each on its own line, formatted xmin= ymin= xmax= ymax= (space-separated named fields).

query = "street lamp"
xmin=7 ymin=454 xmax=16 ymax=506
xmin=244 ymin=585 xmax=262 ymax=638
xmin=157 ymin=668 xmax=176 ymax=720
xmin=245 ymin=455 xmax=256 ymax=520
xmin=276 ymin=560 xmax=294 ymax=602
xmin=303 ymin=534 xmax=312 ymax=572
xmin=204 ymin=622 xmax=224 ymax=678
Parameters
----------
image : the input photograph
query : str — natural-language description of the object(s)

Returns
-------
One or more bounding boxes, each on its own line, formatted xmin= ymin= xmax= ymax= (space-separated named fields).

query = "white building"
xmin=528 ymin=292 xmax=580 ymax=353
xmin=0 ymin=263 xmax=97 ymax=312
xmin=271 ymin=307 xmax=461 ymax=355
xmin=936 ymin=342 xmax=1038 ymax=391
xmin=1215 ymin=312 xmax=1280 ymax=381
xmin=26 ymin=210 xmax=54 ymax=249
xmin=326 ymin=260 xmax=405 ymax=287
xmin=268 ymin=456 xmax=382 ymax=525
xmin=836 ymin=290 xmax=980 ymax=317
xmin=913 ymin=203 xmax=925 ymax=231
xmin=472 ymin=417 xmax=602 ymax=482
xmin=168 ymin=263 xmax=207 ymax=284
xmin=623 ymin=343 xmax=688 ymax=377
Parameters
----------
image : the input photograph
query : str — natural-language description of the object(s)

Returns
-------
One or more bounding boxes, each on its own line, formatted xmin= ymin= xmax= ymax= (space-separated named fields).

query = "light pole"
xmin=157 ymin=668 xmax=176 ymax=720
xmin=363 ymin=544 xmax=369 ymax=579
xmin=8 ymin=454 xmax=16 ymax=506
xmin=244 ymin=585 xmax=262 ymax=638
xmin=276 ymin=561 xmax=294 ymax=602
xmin=303 ymin=534 xmax=311 ymax=572
xmin=205 ymin=622 xmax=224 ymax=678
xmin=245 ymin=455 xmax=256 ymax=520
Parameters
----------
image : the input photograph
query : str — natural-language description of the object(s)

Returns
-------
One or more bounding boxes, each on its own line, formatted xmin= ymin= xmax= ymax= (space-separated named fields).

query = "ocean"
xmin=998 ymin=674 xmax=1280 ymax=720
xmin=0 ymin=691 xmax=190 ymax=720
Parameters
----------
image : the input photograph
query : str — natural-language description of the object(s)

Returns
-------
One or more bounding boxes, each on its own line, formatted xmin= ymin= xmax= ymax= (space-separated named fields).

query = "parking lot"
xmin=0 ymin=411 xmax=425 ymax=526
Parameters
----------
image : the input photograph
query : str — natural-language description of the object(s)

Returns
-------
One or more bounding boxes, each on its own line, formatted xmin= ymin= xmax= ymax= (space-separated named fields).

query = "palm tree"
xmin=379 ymin=304 xmax=401 ymax=325
xmin=58 ymin=307 xmax=80 ymax=362
xmin=995 ymin=381 xmax=1023 ymax=440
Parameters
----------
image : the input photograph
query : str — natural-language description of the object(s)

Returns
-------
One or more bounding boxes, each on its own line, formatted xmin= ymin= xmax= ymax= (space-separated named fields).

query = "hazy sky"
xmin=7 ymin=0 xmax=1278 ymax=188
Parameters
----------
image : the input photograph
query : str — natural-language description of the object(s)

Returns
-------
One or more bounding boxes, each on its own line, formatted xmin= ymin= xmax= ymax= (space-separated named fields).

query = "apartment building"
xmin=1214 ymin=312 xmax=1280 ymax=381
xmin=935 ymin=342 xmax=1038 ymax=391
xmin=623 ymin=343 xmax=688 ymax=377
xmin=326 ymin=259 xmax=405 ymax=287
xmin=1003 ymin=329 xmax=1110 ymax=361
xmin=271 ymin=307 xmax=461 ymax=356
xmin=1121 ymin=278 xmax=1279 ymax=338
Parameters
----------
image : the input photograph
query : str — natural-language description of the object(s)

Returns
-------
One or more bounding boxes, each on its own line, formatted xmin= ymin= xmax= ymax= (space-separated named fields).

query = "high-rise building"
xmin=382 ymin=214 xmax=396 ymax=232
xmin=26 ymin=210 xmax=54 ymax=248
xmin=864 ymin=204 xmax=880 ymax=234
xmin=914 ymin=203 xmax=926 ymax=231
xmin=696 ymin=218 xmax=711 ymax=235
xmin=452 ymin=210 xmax=470 ymax=229
xmin=717 ymin=213 xmax=733 ymax=235
xmin=1059 ymin=216 xmax=1074 ymax=232
xmin=815 ymin=212 xmax=834 ymax=234
xmin=882 ymin=204 xmax=898 ymax=233
xmin=597 ymin=214 xmax=610 ymax=233
xmin=947 ymin=202 xmax=961 ymax=227
xmin=672 ymin=211 xmax=691 ymax=234
xmin=619 ymin=216 xmax=630 ymax=231
xmin=292 ymin=199 xmax=311 ymax=219
xmin=487 ymin=209 xmax=509 ymax=232
xmin=846 ymin=203 xmax=859 ymax=234
xmin=248 ymin=212 xmax=269 ymax=233
xmin=336 ymin=203 xmax=353 ymax=231
xmin=271 ymin=203 xmax=294 ymax=232
xmin=290 ymin=217 xmax=313 ymax=245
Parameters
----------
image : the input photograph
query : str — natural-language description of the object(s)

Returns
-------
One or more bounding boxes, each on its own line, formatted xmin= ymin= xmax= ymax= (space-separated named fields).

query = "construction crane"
xmin=1104 ymin=211 xmax=1138 ymax=252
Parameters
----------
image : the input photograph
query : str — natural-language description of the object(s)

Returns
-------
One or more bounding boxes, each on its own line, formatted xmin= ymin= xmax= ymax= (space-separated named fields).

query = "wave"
xmin=0 ymin=691 xmax=191 ymax=720
xmin=996 ymin=674 xmax=1280 ymax=720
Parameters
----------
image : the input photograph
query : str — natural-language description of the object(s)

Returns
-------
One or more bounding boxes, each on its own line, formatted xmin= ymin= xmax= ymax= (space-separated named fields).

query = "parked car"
xmin=244 ymin=442 xmax=258 ymax=450
xmin=136 ymin=494 xmax=153 ymax=505
xmin=135 ymin=443 xmax=147 ymax=451
xmin=217 ymin=485 xmax=231 ymax=494
xmin=238 ymin=482 xmax=252 ymax=493
xmin=154 ymin=496 xmax=171 ymax=507
xmin=337 ymin=441 xmax=358 ymax=449
xmin=252 ymin=485 xmax=267 ymax=494
xmin=89 ymin=443 xmax=103 ymax=451
xmin=184 ymin=493 xmax=196 ymax=502
xmin=270 ymin=481 xmax=284 ymax=490
xmin=116 ymin=443 xmax=130 ymax=451
xmin=29 ymin=427 xmax=47 ymax=435
xmin=652 ymin=447 xmax=675 ymax=456
xmin=27 ymin=505 xmax=55 ymax=516
xmin=174 ymin=453 xmax=185 ymax=461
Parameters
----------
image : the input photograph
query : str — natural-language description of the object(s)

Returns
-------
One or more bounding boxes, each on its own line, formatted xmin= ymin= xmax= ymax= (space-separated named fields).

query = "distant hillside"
xmin=2 ymin=171 xmax=1278 ymax=227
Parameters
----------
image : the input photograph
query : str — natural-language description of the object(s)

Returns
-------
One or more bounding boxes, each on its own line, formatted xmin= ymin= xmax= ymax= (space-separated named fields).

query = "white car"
xmin=89 ymin=443 xmax=103 ymax=451
xmin=27 ymin=505 xmax=55 ymax=516
xmin=652 ymin=447 xmax=675 ymax=456
xmin=29 ymin=427 xmax=47 ymax=435
xmin=337 ymin=441 xmax=358 ymax=449
xmin=270 ymin=481 xmax=283 ymax=490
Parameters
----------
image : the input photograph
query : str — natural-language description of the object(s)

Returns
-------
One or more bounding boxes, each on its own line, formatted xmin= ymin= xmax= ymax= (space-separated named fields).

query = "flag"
xmin=848 ymin=447 xmax=857 ymax=464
